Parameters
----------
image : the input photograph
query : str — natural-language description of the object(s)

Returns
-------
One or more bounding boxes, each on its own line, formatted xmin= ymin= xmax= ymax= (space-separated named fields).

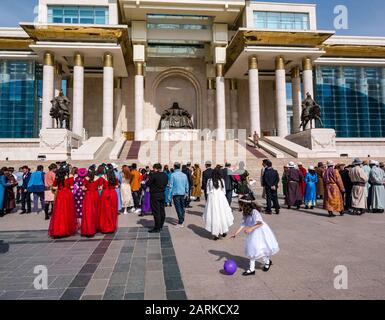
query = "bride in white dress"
xmin=203 ymin=167 xmax=234 ymax=240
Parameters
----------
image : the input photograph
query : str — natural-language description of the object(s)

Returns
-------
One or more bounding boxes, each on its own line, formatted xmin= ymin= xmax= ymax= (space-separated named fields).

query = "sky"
xmin=0 ymin=0 xmax=384 ymax=36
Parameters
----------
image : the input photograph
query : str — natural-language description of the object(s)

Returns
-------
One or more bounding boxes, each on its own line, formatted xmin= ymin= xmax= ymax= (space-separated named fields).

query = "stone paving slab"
xmin=0 ymin=225 xmax=185 ymax=300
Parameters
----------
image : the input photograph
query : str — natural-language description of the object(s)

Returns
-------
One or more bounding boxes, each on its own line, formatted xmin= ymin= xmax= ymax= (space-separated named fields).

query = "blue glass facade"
xmin=0 ymin=60 xmax=42 ymax=138
xmin=316 ymin=66 xmax=385 ymax=138
xmin=47 ymin=6 xmax=109 ymax=24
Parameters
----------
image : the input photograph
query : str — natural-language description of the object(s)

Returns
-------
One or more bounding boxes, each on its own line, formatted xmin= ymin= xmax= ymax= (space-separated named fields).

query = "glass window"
xmin=47 ymin=6 xmax=108 ymax=25
xmin=316 ymin=66 xmax=385 ymax=138
xmin=253 ymin=11 xmax=310 ymax=30
xmin=0 ymin=61 xmax=42 ymax=138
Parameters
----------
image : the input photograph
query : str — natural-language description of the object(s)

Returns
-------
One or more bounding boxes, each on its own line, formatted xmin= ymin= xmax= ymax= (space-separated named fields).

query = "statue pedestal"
xmin=286 ymin=128 xmax=338 ymax=157
xmin=156 ymin=129 xmax=200 ymax=141
xmin=38 ymin=129 xmax=82 ymax=160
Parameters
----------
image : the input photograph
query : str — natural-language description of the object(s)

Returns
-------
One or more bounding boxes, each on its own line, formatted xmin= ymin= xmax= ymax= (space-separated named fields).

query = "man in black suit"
xmin=262 ymin=160 xmax=280 ymax=215
xmin=147 ymin=163 xmax=169 ymax=233
xmin=222 ymin=163 xmax=235 ymax=206
xmin=202 ymin=161 xmax=213 ymax=201
xmin=20 ymin=166 xmax=31 ymax=214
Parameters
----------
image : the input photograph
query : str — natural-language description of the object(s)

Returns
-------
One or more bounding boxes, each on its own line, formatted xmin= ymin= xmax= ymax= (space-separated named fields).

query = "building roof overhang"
xmin=225 ymin=28 xmax=335 ymax=77
xmin=18 ymin=23 xmax=131 ymax=75
xmin=0 ymin=27 xmax=34 ymax=50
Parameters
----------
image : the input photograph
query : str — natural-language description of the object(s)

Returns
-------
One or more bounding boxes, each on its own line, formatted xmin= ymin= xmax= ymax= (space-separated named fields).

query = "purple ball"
xmin=224 ymin=260 xmax=237 ymax=275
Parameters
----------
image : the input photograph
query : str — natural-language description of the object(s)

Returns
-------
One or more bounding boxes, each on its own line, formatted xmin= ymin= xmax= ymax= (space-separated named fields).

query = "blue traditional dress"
xmin=0 ymin=175 xmax=7 ymax=210
xmin=115 ymin=171 xmax=122 ymax=212
xmin=304 ymin=172 xmax=318 ymax=207
xmin=164 ymin=170 xmax=172 ymax=205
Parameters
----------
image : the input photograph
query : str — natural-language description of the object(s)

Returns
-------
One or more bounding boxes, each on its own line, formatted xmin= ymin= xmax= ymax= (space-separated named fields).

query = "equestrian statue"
xmin=299 ymin=92 xmax=324 ymax=131
xmin=50 ymin=90 xmax=71 ymax=130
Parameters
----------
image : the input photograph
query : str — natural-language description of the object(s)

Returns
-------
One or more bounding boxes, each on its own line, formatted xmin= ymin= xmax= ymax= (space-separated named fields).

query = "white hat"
xmin=288 ymin=161 xmax=295 ymax=168
xmin=309 ymin=165 xmax=314 ymax=170
xmin=327 ymin=160 xmax=334 ymax=167
xmin=298 ymin=162 xmax=303 ymax=166
xmin=370 ymin=160 xmax=379 ymax=166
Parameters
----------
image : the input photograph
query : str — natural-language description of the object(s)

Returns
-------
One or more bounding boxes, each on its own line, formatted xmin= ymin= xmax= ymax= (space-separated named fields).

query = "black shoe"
xmin=20 ymin=210 xmax=26 ymax=215
xmin=242 ymin=270 xmax=256 ymax=276
xmin=148 ymin=228 xmax=160 ymax=233
xmin=213 ymin=236 xmax=219 ymax=241
xmin=275 ymin=210 xmax=280 ymax=215
xmin=310 ymin=206 xmax=314 ymax=210
xmin=45 ymin=214 xmax=50 ymax=221
xmin=26 ymin=210 xmax=31 ymax=214
xmin=296 ymin=206 xmax=301 ymax=210
xmin=263 ymin=260 xmax=273 ymax=272
xmin=329 ymin=212 xmax=336 ymax=217
xmin=221 ymin=233 xmax=227 ymax=238
xmin=305 ymin=205 xmax=309 ymax=209
xmin=287 ymin=206 xmax=291 ymax=210
xmin=340 ymin=211 xmax=344 ymax=216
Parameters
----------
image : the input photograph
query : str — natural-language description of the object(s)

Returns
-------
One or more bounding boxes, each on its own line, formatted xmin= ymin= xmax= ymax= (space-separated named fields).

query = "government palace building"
xmin=0 ymin=0 xmax=385 ymax=162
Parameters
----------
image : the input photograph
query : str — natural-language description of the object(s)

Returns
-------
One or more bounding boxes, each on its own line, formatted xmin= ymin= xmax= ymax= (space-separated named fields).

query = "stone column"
xmin=291 ymin=66 xmax=301 ymax=134
xmin=114 ymin=78 xmax=123 ymax=140
xmin=215 ymin=63 xmax=226 ymax=141
xmin=207 ymin=78 xmax=215 ymax=130
xmin=275 ymin=56 xmax=288 ymax=137
xmin=302 ymin=57 xmax=314 ymax=97
xmin=42 ymin=52 xmax=55 ymax=129
xmin=248 ymin=56 xmax=260 ymax=136
xmin=230 ymin=79 xmax=238 ymax=130
xmin=72 ymin=53 xmax=84 ymax=137
xmin=54 ymin=62 xmax=62 ymax=98
xmin=103 ymin=53 xmax=114 ymax=139
xmin=135 ymin=62 xmax=144 ymax=141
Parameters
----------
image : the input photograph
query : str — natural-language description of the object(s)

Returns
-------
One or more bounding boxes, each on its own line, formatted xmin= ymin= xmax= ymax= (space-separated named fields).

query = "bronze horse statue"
xmin=50 ymin=90 xmax=71 ymax=129
xmin=299 ymin=93 xmax=324 ymax=131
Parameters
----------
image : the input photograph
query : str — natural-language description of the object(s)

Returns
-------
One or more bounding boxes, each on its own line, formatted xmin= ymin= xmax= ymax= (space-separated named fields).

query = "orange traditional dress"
xmin=323 ymin=167 xmax=344 ymax=212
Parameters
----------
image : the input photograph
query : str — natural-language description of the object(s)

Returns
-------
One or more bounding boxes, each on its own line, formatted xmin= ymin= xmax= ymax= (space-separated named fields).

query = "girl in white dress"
xmin=203 ymin=168 xmax=234 ymax=240
xmin=121 ymin=165 xmax=134 ymax=215
xmin=231 ymin=194 xmax=279 ymax=275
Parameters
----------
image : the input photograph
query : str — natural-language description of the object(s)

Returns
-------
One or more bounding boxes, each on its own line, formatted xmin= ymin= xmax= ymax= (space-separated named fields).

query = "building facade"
xmin=0 ymin=0 xmax=385 ymax=159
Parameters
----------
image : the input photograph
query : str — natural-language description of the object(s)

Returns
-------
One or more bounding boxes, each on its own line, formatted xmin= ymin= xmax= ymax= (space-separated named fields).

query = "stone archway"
xmin=152 ymin=68 xmax=203 ymax=129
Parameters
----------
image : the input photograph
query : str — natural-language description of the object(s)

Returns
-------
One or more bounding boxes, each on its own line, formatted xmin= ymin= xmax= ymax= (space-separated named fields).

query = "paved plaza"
xmin=1 ymin=197 xmax=385 ymax=300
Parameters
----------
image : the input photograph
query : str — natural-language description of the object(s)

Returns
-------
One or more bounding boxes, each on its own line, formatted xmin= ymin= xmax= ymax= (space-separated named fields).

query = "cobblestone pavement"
xmin=0 ymin=227 xmax=186 ymax=300
xmin=1 ymin=197 xmax=385 ymax=300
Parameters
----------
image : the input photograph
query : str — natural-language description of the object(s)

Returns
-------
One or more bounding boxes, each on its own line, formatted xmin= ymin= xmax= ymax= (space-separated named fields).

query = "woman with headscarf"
xmin=49 ymin=163 xmax=77 ymax=238
xmin=98 ymin=164 xmax=119 ymax=233
xmin=304 ymin=166 xmax=318 ymax=209
xmin=323 ymin=161 xmax=345 ymax=217
xmin=73 ymin=168 xmax=87 ymax=224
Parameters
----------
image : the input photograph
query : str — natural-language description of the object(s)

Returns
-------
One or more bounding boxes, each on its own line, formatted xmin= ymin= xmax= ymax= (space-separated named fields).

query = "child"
xmin=231 ymin=194 xmax=279 ymax=275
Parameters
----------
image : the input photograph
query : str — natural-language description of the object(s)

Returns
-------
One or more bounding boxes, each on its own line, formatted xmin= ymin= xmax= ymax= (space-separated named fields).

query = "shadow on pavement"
xmin=165 ymin=217 xmax=179 ymax=226
xmin=187 ymin=210 xmax=203 ymax=217
xmin=0 ymin=240 xmax=9 ymax=254
xmin=208 ymin=250 xmax=259 ymax=271
xmin=136 ymin=218 xmax=153 ymax=228
xmin=187 ymin=224 xmax=212 ymax=240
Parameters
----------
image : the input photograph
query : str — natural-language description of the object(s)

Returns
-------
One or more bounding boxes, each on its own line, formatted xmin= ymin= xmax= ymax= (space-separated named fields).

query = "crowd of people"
xmin=261 ymin=158 xmax=385 ymax=217
xmin=1 ymin=156 xmax=384 ymax=274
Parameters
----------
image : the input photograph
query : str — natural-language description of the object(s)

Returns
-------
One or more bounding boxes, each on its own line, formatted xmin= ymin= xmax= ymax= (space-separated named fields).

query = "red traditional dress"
xmin=81 ymin=178 xmax=102 ymax=237
xmin=298 ymin=166 xmax=307 ymax=197
xmin=49 ymin=177 xmax=77 ymax=238
xmin=98 ymin=178 xmax=118 ymax=234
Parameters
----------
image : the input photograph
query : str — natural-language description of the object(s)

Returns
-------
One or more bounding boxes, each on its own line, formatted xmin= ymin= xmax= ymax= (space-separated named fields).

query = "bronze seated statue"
xmin=158 ymin=102 xmax=194 ymax=130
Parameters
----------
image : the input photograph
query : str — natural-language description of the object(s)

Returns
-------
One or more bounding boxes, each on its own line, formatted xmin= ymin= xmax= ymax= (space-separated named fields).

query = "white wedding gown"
xmin=203 ymin=179 xmax=234 ymax=237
